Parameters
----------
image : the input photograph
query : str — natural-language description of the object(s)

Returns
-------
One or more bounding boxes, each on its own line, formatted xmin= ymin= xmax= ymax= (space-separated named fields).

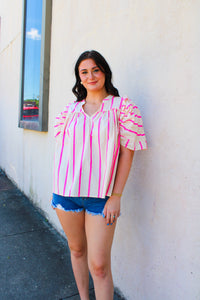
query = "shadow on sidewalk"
xmin=0 ymin=170 xmax=125 ymax=300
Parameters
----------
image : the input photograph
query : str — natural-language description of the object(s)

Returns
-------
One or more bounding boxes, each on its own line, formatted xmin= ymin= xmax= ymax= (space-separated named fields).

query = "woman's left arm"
xmin=103 ymin=145 xmax=134 ymax=224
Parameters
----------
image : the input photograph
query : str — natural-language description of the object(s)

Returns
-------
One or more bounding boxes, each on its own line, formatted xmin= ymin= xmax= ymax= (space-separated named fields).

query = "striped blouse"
xmin=53 ymin=95 xmax=147 ymax=198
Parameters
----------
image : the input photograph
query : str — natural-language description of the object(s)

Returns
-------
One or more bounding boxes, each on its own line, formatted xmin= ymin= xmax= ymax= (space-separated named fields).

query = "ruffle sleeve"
xmin=119 ymin=97 xmax=147 ymax=150
xmin=54 ymin=105 xmax=70 ymax=138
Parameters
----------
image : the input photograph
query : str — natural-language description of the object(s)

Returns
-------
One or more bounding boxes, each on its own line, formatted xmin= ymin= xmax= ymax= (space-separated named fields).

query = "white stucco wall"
xmin=0 ymin=1 xmax=200 ymax=299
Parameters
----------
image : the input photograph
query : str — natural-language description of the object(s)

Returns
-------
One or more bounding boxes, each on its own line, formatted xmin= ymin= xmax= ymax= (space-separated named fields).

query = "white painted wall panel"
xmin=0 ymin=1 xmax=199 ymax=299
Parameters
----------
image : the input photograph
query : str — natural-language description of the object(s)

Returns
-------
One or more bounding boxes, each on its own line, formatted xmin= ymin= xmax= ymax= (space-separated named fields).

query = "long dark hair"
xmin=72 ymin=50 xmax=119 ymax=101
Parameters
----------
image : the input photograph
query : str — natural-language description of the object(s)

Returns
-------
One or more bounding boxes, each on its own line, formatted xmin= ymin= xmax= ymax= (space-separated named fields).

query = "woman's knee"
xmin=89 ymin=260 xmax=109 ymax=279
xmin=69 ymin=244 xmax=86 ymax=258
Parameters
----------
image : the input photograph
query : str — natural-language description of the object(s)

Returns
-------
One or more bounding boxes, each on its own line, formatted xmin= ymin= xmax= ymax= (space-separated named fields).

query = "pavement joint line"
xmin=60 ymin=287 xmax=95 ymax=299
xmin=58 ymin=291 xmax=79 ymax=299
xmin=0 ymin=227 xmax=49 ymax=239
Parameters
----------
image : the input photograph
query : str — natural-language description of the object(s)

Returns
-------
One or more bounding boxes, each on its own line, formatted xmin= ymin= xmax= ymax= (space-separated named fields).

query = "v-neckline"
xmin=81 ymin=95 xmax=111 ymax=118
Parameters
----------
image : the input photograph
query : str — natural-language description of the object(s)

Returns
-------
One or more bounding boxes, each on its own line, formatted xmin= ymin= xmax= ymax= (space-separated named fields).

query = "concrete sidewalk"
xmin=0 ymin=170 xmax=124 ymax=300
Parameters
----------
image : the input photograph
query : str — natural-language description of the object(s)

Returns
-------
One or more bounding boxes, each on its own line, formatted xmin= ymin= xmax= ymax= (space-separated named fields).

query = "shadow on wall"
xmin=122 ymin=64 xmax=157 ymax=292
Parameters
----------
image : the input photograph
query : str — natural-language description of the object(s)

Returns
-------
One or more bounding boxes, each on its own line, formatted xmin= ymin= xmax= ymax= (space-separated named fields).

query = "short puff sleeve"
xmin=54 ymin=105 xmax=70 ymax=138
xmin=119 ymin=97 xmax=147 ymax=150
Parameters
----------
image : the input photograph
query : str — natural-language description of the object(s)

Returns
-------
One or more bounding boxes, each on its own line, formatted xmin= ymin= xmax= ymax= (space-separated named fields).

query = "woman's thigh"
xmin=85 ymin=214 xmax=116 ymax=267
xmin=55 ymin=209 xmax=86 ymax=250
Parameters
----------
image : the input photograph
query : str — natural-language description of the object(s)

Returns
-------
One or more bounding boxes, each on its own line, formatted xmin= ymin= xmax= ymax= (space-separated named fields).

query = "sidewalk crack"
xmin=0 ymin=228 xmax=48 ymax=239
xmin=60 ymin=287 xmax=94 ymax=299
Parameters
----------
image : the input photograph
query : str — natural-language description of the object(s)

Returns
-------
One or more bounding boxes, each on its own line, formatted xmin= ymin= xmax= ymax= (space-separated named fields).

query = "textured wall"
xmin=0 ymin=1 xmax=200 ymax=299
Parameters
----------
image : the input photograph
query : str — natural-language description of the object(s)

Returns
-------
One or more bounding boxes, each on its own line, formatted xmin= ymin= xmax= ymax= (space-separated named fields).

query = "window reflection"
xmin=23 ymin=0 xmax=43 ymax=121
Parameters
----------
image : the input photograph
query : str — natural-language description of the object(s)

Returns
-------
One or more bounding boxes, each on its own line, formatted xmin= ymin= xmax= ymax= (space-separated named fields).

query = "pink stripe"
xmin=119 ymin=97 xmax=124 ymax=109
xmin=101 ymin=111 xmax=110 ymax=197
xmin=105 ymin=109 xmax=116 ymax=195
xmin=56 ymin=112 xmax=73 ymax=191
xmin=119 ymin=118 xmax=143 ymax=127
xmin=66 ymin=114 xmax=76 ymax=136
xmin=57 ymin=127 xmax=67 ymax=194
xmin=125 ymin=139 xmax=129 ymax=148
xmin=67 ymin=114 xmax=76 ymax=127
xmin=106 ymin=134 xmax=120 ymax=194
xmin=121 ymin=104 xmax=138 ymax=110
xmin=63 ymin=109 xmax=69 ymax=113
xmin=130 ymin=113 xmax=142 ymax=118
xmin=113 ymin=109 xmax=116 ymax=125
xmin=92 ymin=111 xmax=99 ymax=120
xmin=98 ymin=115 xmax=103 ymax=197
xmin=119 ymin=112 xmax=126 ymax=115
xmin=54 ymin=123 xmax=64 ymax=127
xmin=139 ymin=141 xmax=143 ymax=150
xmin=69 ymin=117 xmax=78 ymax=196
xmin=55 ymin=131 xmax=61 ymax=137
xmin=53 ymin=154 xmax=56 ymax=193
xmin=87 ymin=100 xmax=105 ymax=196
xmin=72 ymin=102 xmax=79 ymax=113
xmin=110 ymin=96 xmax=114 ymax=109
xmin=56 ymin=114 xmax=75 ymax=188
xmin=56 ymin=104 xmax=77 ymax=194
xmin=78 ymin=114 xmax=86 ymax=196
xmin=105 ymin=110 xmax=117 ymax=194
xmin=119 ymin=124 xmax=145 ymax=136
xmin=88 ymin=121 xmax=94 ymax=196
xmin=63 ymin=160 xmax=69 ymax=195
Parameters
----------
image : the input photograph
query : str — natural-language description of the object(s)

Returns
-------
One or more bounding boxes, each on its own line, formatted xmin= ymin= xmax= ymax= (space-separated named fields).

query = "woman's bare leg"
xmin=55 ymin=209 xmax=89 ymax=300
xmin=85 ymin=214 xmax=116 ymax=300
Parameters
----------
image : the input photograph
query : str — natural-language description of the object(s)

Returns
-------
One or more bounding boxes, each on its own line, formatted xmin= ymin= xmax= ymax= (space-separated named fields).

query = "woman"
xmin=52 ymin=50 xmax=147 ymax=300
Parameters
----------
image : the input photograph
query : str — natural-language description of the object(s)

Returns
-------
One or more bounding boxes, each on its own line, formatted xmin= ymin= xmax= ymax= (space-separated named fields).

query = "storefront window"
xmin=19 ymin=0 xmax=52 ymax=131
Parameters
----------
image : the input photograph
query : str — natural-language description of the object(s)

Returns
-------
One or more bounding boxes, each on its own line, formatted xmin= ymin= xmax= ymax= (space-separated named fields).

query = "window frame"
xmin=18 ymin=0 xmax=52 ymax=131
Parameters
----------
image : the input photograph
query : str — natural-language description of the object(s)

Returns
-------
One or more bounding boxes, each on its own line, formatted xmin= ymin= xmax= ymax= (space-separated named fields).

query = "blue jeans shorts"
xmin=51 ymin=193 xmax=109 ymax=216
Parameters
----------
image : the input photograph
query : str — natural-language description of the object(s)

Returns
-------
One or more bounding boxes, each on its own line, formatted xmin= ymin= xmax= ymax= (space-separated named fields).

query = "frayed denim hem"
xmin=86 ymin=209 xmax=105 ymax=217
xmin=52 ymin=203 xmax=84 ymax=213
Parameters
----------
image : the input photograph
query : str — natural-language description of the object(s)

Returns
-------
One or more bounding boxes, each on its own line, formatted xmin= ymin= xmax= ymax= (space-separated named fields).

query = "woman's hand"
xmin=103 ymin=195 xmax=121 ymax=225
xmin=103 ymin=146 xmax=134 ymax=225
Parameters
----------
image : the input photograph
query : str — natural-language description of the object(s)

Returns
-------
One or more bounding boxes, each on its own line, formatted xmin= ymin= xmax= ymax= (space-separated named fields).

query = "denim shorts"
xmin=51 ymin=193 xmax=109 ymax=216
